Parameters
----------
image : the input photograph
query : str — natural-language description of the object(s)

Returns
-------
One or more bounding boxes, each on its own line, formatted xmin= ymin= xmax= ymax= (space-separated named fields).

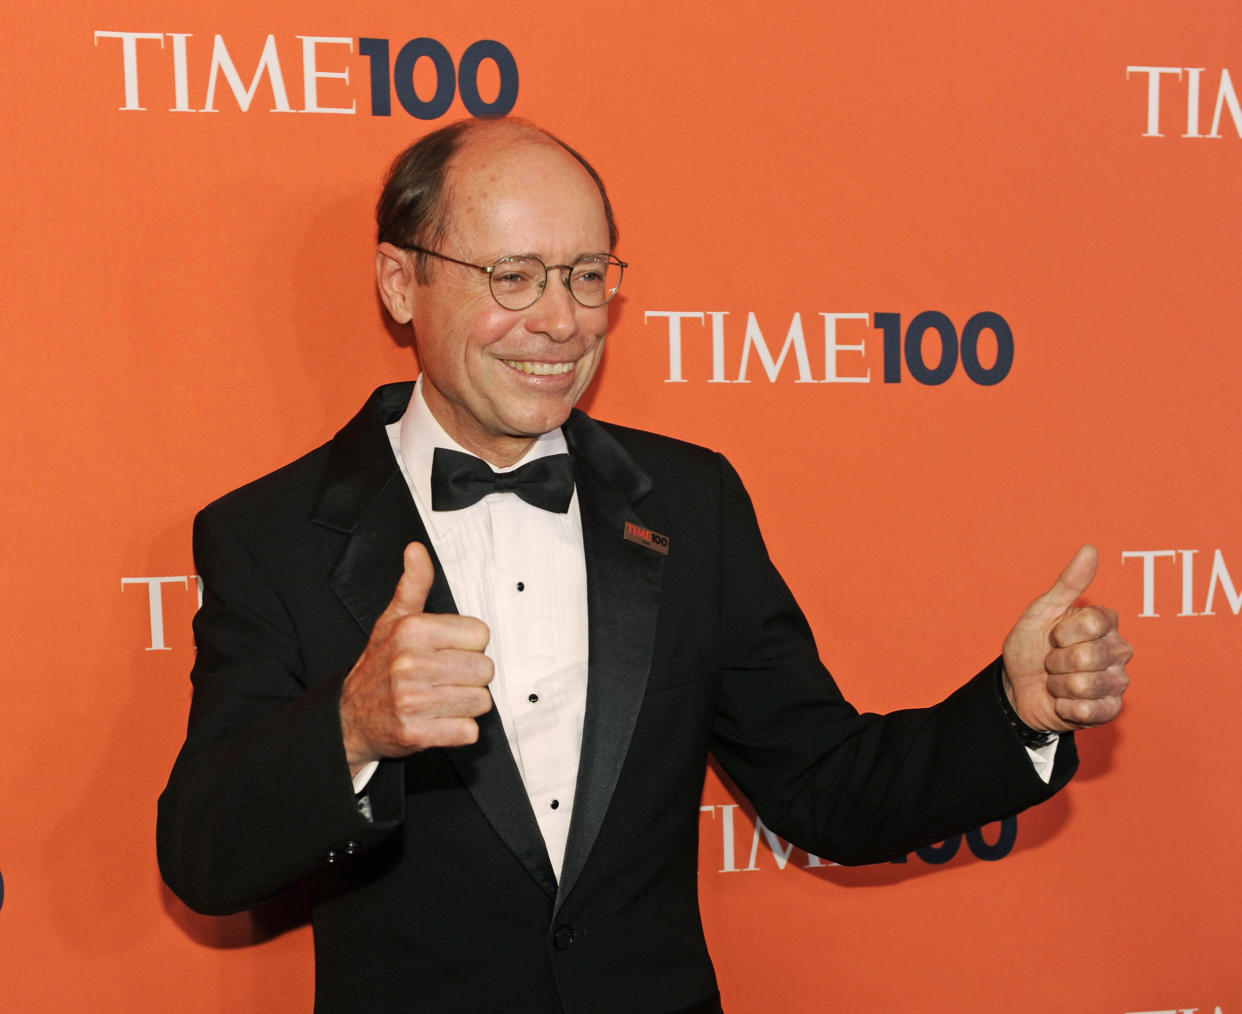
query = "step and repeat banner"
xmin=2 ymin=2 xmax=1238 ymax=1011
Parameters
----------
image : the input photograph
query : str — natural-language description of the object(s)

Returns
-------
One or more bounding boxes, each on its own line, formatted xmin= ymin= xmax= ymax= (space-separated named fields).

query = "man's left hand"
xmin=1001 ymin=544 xmax=1133 ymax=734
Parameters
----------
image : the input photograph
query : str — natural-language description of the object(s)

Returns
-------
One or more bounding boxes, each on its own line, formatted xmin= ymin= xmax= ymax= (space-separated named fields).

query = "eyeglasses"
xmin=401 ymin=244 xmax=627 ymax=311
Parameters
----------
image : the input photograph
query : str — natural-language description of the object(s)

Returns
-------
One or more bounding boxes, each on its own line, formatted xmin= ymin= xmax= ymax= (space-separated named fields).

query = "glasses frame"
xmin=400 ymin=243 xmax=627 ymax=311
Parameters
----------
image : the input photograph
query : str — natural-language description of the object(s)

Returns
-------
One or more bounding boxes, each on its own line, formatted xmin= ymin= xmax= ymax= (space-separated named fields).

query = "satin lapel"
xmin=556 ymin=413 xmax=664 ymax=913
xmin=313 ymin=383 xmax=456 ymax=632
xmin=313 ymin=383 xmax=557 ymax=900
xmin=323 ymin=471 xmax=454 ymax=635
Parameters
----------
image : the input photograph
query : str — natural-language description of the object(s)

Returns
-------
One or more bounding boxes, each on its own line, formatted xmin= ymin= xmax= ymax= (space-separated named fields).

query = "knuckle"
xmin=393 ymin=720 xmax=427 ymax=750
xmin=1065 ymin=642 xmax=1098 ymax=672
xmin=1060 ymin=672 xmax=1091 ymax=699
xmin=389 ymin=652 xmax=417 ymax=677
xmin=1064 ymin=694 xmax=1122 ymax=728
xmin=393 ymin=684 xmax=433 ymax=714
xmin=448 ymin=613 xmax=488 ymax=643
xmin=391 ymin=613 xmax=429 ymax=643
xmin=1081 ymin=609 xmax=1109 ymax=639
xmin=1066 ymin=699 xmax=1098 ymax=725
xmin=1100 ymin=634 xmax=1132 ymax=667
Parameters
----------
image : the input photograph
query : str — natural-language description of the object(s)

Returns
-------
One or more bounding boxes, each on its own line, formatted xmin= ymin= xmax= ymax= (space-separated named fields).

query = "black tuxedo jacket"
xmin=158 ymin=383 xmax=1076 ymax=1014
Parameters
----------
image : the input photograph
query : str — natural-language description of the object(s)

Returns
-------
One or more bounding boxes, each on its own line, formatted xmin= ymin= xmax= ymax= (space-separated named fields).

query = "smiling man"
xmin=375 ymin=125 xmax=613 ymax=467
xmin=158 ymin=119 xmax=1131 ymax=1014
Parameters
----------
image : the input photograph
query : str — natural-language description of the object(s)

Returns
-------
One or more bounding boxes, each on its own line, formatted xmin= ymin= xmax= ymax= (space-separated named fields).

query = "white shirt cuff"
xmin=351 ymin=760 xmax=379 ymax=794
xmin=1026 ymin=737 xmax=1058 ymax=784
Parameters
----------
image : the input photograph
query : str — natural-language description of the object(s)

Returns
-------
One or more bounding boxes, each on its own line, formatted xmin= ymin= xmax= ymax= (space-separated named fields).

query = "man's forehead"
xmin=441 ymin=127 xmax=608 ymax=239
xmin=450 ymin=124 xmax=585 ymax=184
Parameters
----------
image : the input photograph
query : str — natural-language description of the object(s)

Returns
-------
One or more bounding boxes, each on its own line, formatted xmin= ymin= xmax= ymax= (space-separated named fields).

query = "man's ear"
xmin=376 ymin=242 xmax=418 ymax=324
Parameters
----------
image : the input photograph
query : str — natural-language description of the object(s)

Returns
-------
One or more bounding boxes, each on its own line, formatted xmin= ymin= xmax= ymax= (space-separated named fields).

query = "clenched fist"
xmin=1002 ymin=545 xmax=1132 ymax=734
xmin=340 ymin=543 xmax=494 ymax=774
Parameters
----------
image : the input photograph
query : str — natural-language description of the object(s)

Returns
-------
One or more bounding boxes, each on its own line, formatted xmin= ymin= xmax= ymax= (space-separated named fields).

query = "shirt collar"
xmin=391 ymin=377 xmax=569 ymax=538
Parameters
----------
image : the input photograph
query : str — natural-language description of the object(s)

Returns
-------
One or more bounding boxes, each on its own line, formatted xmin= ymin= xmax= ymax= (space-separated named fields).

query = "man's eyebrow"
xmin=491 ymin=250 xmax=611 ymax=262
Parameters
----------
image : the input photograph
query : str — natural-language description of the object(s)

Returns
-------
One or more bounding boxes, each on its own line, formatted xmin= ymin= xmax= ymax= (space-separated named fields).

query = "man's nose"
xmin=526 ymin=267 xmax=578 ymax=341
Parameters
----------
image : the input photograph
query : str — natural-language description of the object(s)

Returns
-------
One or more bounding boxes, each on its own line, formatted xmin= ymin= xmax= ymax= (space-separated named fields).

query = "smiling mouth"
xmin=502 ymin=359 xmax=575 ymax=376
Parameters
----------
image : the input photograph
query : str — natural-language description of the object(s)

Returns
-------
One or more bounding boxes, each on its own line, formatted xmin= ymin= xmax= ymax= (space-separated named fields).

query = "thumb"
xmin=1036 ymin=543 xmax=1098 ymax=612
xmin=386 ymin=542 xmax=435 ymax=618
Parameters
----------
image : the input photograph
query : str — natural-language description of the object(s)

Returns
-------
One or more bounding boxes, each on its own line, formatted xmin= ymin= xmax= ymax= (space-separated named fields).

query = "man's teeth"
xmin=505 ymin=360 xmax=574 ymax=376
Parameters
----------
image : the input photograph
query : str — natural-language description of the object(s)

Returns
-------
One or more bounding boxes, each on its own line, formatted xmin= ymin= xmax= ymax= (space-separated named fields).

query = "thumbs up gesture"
xmin=340 ymin=543 xmax=494 ymax=773
xmin=1001 ymin=545 xmax=1132 ymax=734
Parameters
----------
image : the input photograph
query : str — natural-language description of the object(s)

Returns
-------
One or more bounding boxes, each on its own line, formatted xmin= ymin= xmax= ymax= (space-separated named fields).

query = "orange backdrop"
xmin=2 ymin=2 xmax=1238 ymax=1011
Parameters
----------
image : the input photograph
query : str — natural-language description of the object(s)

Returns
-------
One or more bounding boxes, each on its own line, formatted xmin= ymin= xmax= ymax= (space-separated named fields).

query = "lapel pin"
xmin=623 ymin=521 xmax=670 ymax=556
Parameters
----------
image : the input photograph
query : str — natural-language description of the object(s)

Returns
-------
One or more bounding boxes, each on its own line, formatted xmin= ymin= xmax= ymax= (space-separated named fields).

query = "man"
xmin=158 ymin=118 xmax=1131 ymax=1014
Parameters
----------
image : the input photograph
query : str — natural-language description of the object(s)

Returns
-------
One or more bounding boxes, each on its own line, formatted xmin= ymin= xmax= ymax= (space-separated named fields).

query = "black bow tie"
xmin=430 ymin=447 xmax=575 ymax=513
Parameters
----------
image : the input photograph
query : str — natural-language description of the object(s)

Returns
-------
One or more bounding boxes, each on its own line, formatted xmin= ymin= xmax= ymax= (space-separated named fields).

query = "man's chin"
xmin=498 ymin=409 xmax=574 ymax=442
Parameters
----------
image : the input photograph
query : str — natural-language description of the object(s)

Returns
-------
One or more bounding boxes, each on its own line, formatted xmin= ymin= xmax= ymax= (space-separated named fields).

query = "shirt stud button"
xmin=528 ymin=693 xmax=539 ymax=703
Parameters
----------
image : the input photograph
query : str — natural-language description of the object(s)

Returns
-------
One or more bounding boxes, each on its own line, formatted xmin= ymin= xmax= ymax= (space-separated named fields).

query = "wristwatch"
xmin=997 ymin=664 xmax=1058 ymax=749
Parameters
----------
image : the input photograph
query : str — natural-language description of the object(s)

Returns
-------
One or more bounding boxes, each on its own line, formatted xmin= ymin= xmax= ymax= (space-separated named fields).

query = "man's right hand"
xmin=339 ymin=542 xmax=493 ymax=775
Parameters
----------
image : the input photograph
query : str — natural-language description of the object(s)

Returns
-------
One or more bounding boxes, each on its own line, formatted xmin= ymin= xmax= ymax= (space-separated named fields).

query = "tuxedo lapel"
xmin=312 ymin=383 xmax=456 ymax=628
xmin=557 ymin=412 xmax=665 ymax=913
xmin=311 ymin=383 xmax=558 ymax=900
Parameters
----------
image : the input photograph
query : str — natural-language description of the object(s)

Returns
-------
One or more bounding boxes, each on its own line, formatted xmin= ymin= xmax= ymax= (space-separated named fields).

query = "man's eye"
xmin=494 ymin=269 xmax=536 ymax=289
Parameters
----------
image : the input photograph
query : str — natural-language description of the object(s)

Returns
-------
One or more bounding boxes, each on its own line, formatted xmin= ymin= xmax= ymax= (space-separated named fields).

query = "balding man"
xmin=158 ymin=119 xmax=1131 ymax=1014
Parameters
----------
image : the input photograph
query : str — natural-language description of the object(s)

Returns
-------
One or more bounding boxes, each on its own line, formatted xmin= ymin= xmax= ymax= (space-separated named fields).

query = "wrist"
xmin=997 ymin=663 xmax=1058 ymax=749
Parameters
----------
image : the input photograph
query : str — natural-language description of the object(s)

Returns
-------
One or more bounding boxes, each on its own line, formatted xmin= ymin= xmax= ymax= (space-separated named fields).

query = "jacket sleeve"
xmin=156 ymin=505 xmax=403 ymax=916
xmin=706 ymin=454 xmax=1076 ymax=865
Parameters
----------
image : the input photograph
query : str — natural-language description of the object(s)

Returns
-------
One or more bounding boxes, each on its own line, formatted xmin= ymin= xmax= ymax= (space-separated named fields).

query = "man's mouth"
xmin=502 ymin=359 xmax=575 ymax=376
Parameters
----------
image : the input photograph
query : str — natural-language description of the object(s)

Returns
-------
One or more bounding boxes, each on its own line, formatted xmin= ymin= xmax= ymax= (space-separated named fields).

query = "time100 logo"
xmin=93 ymin=31 xmax=518 ymax=117
xmin=649 ymin=310 xmax=1016 ymax=386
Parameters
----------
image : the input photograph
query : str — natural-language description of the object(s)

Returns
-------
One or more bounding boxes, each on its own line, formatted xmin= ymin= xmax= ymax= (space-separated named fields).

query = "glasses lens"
xmin=569 ymin=256 xmax=623 ymax=307
xmin=489 ymin=256 xmax=545 ymax=310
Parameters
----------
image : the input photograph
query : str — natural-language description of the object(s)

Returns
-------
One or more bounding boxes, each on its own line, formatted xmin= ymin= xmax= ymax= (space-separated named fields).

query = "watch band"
xmin=997 ymin=664 xmax=1058 ymax=749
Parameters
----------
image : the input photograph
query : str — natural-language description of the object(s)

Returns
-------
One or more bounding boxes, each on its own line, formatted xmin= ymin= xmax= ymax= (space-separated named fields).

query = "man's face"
xmin=404 ymin=131 xmax=612 ymax=466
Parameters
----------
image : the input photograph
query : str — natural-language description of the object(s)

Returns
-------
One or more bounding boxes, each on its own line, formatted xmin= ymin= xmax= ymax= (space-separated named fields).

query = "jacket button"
xmin=552 ymin=925 xmax=574 ymax=950
xmin=342 ymin=841 xmax=360 ymax=856
xmin=321 ymin=850 xmax=338 ymax=865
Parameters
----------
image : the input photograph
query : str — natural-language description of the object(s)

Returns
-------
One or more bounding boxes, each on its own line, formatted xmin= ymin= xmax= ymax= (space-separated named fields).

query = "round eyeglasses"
xmin=401 ymin=244 xmax=626 ymax=311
